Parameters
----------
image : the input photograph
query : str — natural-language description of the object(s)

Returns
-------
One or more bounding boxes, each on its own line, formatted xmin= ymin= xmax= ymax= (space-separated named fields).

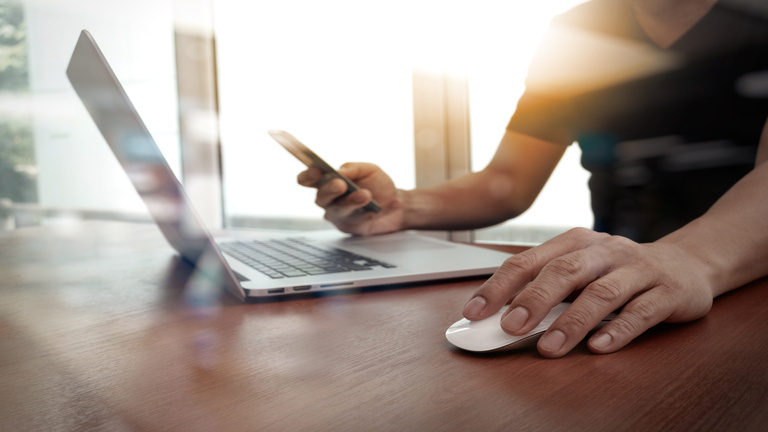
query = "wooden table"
xmin=1 ymin=221 xmax=767 ymax=431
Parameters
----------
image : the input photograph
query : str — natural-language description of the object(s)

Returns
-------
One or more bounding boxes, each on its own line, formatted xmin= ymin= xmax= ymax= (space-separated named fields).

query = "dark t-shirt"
xmin=507 ymin=0 xmax=768 ymax=242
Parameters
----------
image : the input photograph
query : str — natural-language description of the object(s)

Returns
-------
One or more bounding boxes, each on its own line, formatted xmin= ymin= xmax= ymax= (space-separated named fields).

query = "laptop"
xmin=65 ymin=29 xmax=511 ymax=300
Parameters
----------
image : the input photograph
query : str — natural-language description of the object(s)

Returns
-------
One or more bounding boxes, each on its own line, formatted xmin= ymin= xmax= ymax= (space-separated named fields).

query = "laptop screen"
xmin=66 ymin=30 xmax=244 ymax=299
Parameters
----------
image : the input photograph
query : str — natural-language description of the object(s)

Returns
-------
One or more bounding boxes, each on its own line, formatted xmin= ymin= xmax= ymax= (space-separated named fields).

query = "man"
xmin=298 ymin=0 xmax=768 ymax=357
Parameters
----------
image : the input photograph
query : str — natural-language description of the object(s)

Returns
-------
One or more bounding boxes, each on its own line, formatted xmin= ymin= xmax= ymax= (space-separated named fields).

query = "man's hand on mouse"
xmin=461 ymin=227 xmax=716 ymax=358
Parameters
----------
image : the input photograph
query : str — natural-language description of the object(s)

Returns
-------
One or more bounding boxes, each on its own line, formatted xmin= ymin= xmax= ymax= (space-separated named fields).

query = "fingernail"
xmin=589 ymin=332 xmax=613 ymax=351
xmin=463 ymin=296 xmax=486 ymax=319
xmin=539 ymin=329 xmax=566 ymax=353
xmin=501 ymin=306 xmax=529 ymax=332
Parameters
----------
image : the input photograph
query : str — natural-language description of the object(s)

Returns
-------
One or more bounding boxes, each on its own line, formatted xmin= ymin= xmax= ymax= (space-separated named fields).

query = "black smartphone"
xmin=268 ymin=129 xmax=381 ymax=213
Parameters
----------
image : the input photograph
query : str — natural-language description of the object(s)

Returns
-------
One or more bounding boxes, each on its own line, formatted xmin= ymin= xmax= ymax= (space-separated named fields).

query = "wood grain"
xmin=1 ymin=221 xmax=766 ymax=431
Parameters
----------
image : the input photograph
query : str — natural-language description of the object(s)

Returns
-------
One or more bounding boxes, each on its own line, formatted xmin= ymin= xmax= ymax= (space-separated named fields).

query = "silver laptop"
xmin=66 ymin=29 xmax=511 ymax=300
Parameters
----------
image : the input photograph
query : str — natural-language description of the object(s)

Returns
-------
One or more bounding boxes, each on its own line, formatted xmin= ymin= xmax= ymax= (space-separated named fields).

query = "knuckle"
xmin=543 ymin=255 xmax=586 ymax=281
xmin=500 ymin=252 xmax=538 ymax=278
xmin=566 ymin=226 xmax=591 ymax=238
xmin=608 ymin=234 xmax=634 ymax=246
xmin=476 ymin=281 xmax=511 ymax=303
xmin=565 ymin=226 xmax=605 ymax=242
xmin=478 ymin=253 xmax=538 ymax=301
xmin=598 ymin=235 xmax=642 ymax=262
xmin=586 ymin=278 xmax=626 ymax=305
xmin=561 ymin=307 xmax=594 ymax=330
xmin=628 ymin=298 xmax=660 ymax=324
xmin=522 ymin=284 xmax=553 ymax=305
xmin=656 ymin=276 xmax=681 ymax=294
xmin=606 ymin=234 xmax=637 ymax=253
xmin=610 ymin=300 xmax=662 ymax=338
xmin=606 ymin=317 xmax=642 ymax=339
xmin=473 ymin=278 xmax=511 ymax=306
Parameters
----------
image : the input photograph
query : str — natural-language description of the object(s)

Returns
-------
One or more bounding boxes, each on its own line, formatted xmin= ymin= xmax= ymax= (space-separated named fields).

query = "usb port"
xmin=267 ymin=288 xmax=285 ymax=294
xmin=293 ymin=286 xmax=311 ymax=292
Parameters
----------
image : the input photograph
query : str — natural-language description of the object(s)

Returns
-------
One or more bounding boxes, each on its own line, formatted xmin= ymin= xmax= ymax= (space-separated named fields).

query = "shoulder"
xmin=715 ymin=1 xmax=768 ymax=27
xmin=705 ymin=2 xmax=768 ymax=44
xmin=679 ymin=1 xmax=768 ymax=59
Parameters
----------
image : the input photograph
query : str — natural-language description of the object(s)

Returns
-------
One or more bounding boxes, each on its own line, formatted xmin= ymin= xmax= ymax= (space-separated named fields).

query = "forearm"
xmin=658 ymin=160 xmax=768 ymax=296
xmin=399 ymin=168 xmax=527 ymax=231
xmin=399 ymin=130 xmax=567 ymax=231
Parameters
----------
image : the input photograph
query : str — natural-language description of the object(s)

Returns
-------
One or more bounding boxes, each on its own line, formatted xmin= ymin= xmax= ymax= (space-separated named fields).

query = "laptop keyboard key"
xmin=218 ymin=238 xmax=395 ymax=279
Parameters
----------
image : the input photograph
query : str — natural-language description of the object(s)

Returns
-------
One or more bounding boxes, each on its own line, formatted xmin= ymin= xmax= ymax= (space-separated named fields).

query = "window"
xmin=0 ymin=0 xmax=36 ymax=224
xmin=464 ymin=0 xmax=593 ymax=243
xmin=6 ymin=0 xmax=592 ymax=244
xmin=213 ymin=0 xmax=416 ymax=230
xmin=214 ymin=0 xmax=592 ymax=241
xmin=2 ymin=0 xmax=180 ymax=228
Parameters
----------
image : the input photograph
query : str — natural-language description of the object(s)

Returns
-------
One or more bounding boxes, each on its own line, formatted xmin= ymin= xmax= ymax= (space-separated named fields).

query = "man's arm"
xmin=659 ymin=117 xmax=768 ymax=293
xmin=463 ymin=117 xmax=768 ymax=358
xmin=299 ymin=129 xmax=566 ymax=235
xmin=399 ymin=130 xmax=566 ymax=231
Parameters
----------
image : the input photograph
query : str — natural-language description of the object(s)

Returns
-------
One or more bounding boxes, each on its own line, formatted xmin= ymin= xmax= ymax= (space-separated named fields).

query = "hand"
xmin=462 ymin=227 xmax=716 ymax=357
xmin=297 ymin=162 xmax=405 ymax=235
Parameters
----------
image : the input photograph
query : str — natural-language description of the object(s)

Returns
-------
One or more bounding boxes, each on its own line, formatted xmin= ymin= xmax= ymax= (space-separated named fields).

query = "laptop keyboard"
xmin=219 ymin=238 xmax=396 ymax=279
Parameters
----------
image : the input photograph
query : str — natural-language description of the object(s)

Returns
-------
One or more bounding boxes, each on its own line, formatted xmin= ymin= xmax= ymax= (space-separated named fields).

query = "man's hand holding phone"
xmin=268 ymin=130 xmax=405 ymax=235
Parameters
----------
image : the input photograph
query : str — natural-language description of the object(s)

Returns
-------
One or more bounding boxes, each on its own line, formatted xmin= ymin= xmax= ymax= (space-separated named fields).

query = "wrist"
xmin=398 ymin=188 xmax=443 ymax=231
xmin=398 ymin=189 xmax=417 ymax=230
xmin=656 ymin=220 xmax=734 ymax=299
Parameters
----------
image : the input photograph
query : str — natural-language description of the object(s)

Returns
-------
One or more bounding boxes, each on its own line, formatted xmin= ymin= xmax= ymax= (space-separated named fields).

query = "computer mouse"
xmin=445 ymin=302 xmax=615 ymax=352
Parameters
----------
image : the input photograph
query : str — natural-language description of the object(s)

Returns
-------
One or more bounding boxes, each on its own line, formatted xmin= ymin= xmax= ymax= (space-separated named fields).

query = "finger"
xmin=315 ymin=178 xmax=350 ymax=208
xmin=535 ymin=266 xmax=656 ymax=357
xmin=323 ymin=189 xmax=374 ymax=221
xmin=586 ymin=285 xmax=682 ymax=354
xmin=337 ymin=162 xmax=379 ymax=181
xmin=297 ymin=167 xmax=324 ymax=187
xmin=503 ymin=234 xmax=635 ymax=335
xmin=463 ymin=228 xmax=609 ymax=321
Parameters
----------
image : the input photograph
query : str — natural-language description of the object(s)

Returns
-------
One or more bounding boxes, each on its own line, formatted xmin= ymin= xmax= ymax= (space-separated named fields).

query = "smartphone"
xmin=268 ymin=129 xmax=381 ymax=213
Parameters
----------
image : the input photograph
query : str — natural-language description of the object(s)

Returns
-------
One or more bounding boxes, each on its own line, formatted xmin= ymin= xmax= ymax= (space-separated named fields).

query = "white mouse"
xmin=445 ymin=302 xmax=615 ymax=352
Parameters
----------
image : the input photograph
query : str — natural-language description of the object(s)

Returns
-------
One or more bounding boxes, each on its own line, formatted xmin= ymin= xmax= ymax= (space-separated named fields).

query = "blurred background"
xmin=0 ymin=0 xmax=592 ymax=244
